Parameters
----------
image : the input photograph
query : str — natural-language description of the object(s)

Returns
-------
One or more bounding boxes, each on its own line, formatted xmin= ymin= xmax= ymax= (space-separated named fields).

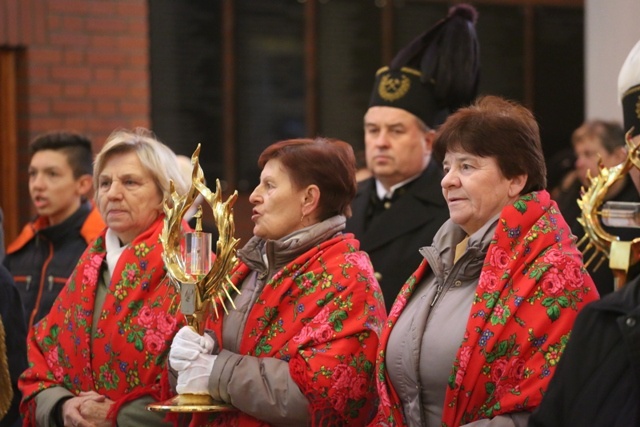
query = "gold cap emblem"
xmin=378 ymin=73 xmax=411 ymax=102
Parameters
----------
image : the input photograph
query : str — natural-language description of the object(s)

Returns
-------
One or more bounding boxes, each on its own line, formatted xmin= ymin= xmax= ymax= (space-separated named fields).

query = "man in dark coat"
xmin=348 ymin=160 xmax=448 ymax=311
xmin=528 ymin=38 xmax=640 ymax=427
xmin=528 ymin=277 xmax=640 ymax=426
xmin=345 ymin=4 xmax=480 ymax=311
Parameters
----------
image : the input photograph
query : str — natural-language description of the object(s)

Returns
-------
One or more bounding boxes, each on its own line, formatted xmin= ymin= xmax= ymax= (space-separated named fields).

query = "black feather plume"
xmin=390 ymin=3 xmax=480 ymax=110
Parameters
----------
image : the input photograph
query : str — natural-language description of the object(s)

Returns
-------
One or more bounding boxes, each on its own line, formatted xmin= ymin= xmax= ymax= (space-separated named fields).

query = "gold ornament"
xmin=378 ymin=73 xmax=411 ymax=102
xmin=0 ymin=317 xmax=12 ymax=419
xmin=577 ymin=130 xmax=640 ymax=289
xmin=148 ymin=144 xmax=239 ymax=413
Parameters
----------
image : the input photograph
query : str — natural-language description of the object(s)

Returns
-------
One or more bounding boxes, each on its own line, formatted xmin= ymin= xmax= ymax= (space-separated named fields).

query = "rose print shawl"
xmin=371 ymin=190 xmax=599 ymax=427
xmin=190 ymin=234 xmax=386 ymax=427
xmin=19 ymin=217 xmax=185 ymax=424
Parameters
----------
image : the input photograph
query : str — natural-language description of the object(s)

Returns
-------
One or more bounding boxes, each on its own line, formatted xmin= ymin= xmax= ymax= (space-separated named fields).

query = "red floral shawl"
xmin=19 ymin=216 xmax=185 ymax=424
xmin=189 ymin=234 xmax=386 ymax=427
xmin=371 ymin=191 xmax=599 ymax=427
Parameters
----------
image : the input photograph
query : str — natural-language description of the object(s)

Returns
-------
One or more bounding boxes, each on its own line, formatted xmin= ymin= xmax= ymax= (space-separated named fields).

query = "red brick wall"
xmin=1 ymin=0 xmax=150 ymax=149
xmin=0 ymin=1 xmax=151 ymax=235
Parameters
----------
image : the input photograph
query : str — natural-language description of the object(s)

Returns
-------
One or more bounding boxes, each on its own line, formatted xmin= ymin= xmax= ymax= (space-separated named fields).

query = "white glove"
xmin=170 ymin=326 xmax=218 ymax=395
xmin=170 ymin=326 xmax=216 ymax=366
xmin=175 ymin=352 xmax=217 ymax=394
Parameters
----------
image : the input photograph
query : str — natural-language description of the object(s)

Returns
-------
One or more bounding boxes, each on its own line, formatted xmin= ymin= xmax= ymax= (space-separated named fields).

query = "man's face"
xmin=574 ymin=136 xmax=625 ymax=186
xmin=28 ymin=150 xmax=85 ymax=226
xmin=364 ymin=106 xmax=433 ymax=189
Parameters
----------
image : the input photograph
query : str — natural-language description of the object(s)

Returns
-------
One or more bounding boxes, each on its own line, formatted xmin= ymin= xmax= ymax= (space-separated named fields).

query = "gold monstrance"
xmin=577 ymin=130 xmax=640 ymax=289
xmin=148 ymin=145 xmax=240 ymax=413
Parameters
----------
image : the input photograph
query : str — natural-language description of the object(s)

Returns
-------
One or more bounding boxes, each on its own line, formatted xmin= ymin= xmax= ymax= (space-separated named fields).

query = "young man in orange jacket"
xmin=3 ymin=131 xmax=104 ymax=330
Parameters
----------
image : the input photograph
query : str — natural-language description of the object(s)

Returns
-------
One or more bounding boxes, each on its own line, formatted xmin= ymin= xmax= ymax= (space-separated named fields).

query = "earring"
xmin=300 ymin=213 xmax=305 ymax=223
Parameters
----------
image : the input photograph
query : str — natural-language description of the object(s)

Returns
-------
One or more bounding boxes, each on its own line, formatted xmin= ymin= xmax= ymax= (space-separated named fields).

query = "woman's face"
xmin=249 ymin=158 xmax=308 ymax=241
xmin=441 ymin=150 xmax=526 ymax=236
xmin=96 ymin=151 xmax=163 ymax=245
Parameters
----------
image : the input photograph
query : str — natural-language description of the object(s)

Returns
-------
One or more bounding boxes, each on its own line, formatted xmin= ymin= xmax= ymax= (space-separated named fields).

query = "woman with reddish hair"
xmin=168 ymin=137 xmax=386 ymax=426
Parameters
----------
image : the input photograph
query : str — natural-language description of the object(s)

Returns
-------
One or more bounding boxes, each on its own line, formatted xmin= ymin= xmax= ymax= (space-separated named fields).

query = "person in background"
xmin=3 ymin=131 xmax=104 ymax=330
xmin=19 ymin=128 xmax=188 ymax=427
xmin=167 ymin=137 xmax=386 ymax=426
xmin=345 ymin=4 xmax=480 ymax=312
xmin=528 ymin=37 xmax=640 ymax=427
xmin=555 ymin=119 xmax=640 ymax=296
xmin=370 ymin=96 xmax=598 ymax=427
xmin=0 ymin=264 xmax=27 ymax=427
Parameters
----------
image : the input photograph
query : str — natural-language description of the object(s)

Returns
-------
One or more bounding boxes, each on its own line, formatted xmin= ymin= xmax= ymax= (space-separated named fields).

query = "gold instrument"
xmin=577 ymin=130 xmax=640 ymax=289
xmin=148 ymin=145 xmax=240 ymax=413
xmin=0 ymin=317 xmax=13 ymax=419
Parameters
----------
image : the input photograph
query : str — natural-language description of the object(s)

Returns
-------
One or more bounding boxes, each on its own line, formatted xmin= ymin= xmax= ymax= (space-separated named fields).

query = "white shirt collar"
xmin=105 ymin=228 xmax=127 ymax=279
xmin=375 ymin=172 xmax=422 ymax=200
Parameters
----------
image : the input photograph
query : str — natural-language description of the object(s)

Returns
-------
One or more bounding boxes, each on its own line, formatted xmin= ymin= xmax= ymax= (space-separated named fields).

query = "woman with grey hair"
xmin=19 ymin=128 xmax=188 ymax=427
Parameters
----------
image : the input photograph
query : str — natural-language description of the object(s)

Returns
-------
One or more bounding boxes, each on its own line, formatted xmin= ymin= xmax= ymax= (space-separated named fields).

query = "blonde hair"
xmin=94 ymin=128 xmax=187 ymax=200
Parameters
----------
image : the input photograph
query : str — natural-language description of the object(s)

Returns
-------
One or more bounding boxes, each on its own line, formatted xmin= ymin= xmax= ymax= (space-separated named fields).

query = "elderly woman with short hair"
xmin=168 ymin=137 xmax=386 ymax=426
xmin=370 ymin=96 xmax=599 ymax=427
xmin=20 ymin=128 xmax=188 ymax=427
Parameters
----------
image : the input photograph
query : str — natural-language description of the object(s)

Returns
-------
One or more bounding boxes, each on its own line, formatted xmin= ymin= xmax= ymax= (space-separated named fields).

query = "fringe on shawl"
xmin=289 ymin=356 xmax=348 ymax=427
xmin=22 ymin=398 xmax=37 ymax=427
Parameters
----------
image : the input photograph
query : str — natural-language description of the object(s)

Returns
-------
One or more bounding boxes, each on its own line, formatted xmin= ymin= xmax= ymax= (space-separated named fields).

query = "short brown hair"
xmin=258 ymin=137 xmax=357 ymax=219
xmin=433 ymin=95 xmax=547 ymax=193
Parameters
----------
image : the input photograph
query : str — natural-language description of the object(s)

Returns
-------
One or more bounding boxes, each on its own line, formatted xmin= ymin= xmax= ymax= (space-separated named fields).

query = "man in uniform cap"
xmin=529 ymin=39 xmax=640 ymax=427
xmin=345 ymin=4 xmax=480 ymax=311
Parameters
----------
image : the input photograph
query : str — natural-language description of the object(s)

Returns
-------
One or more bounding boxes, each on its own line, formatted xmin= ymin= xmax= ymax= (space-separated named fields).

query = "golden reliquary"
xmin=148 ymin=145 xmax=240 ymax=413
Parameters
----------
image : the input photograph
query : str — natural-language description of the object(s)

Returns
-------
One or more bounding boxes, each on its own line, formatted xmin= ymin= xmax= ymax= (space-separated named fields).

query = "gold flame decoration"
xmin=161 ymin=144 xmax=241 ymax=323
xmin=577 ymin=130 xmax=640 ymax=287
xmin=0 ymin=317 xmax=12 ymax=419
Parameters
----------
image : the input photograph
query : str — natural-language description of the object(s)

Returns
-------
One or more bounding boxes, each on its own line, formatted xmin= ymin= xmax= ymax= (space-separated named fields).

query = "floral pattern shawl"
xmin=19 ymin=217 xmax=185 ymax=424
xmin=191 ymin=234 xmax=386 ymax=427
xmin=371 ymin=190 xmax=599 ymax=427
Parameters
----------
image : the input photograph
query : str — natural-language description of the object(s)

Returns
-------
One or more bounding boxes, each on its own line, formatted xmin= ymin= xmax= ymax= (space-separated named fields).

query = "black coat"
xmin=0 ymin=264 xmax=27 ymax=427
xmin=345 ymin=160 xmax=449 ymax=312
xmin=529 ymin=275 xmax=640 ymax=427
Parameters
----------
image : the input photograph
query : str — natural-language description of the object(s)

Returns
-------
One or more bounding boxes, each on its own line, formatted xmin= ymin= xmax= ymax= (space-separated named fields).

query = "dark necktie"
xmin=364 ymin=189 xmax=404 ymax=230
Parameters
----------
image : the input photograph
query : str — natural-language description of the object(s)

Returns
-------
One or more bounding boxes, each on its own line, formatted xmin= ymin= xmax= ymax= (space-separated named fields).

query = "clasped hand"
xmin=62 ymin=391 xmax=114 ymax=427
xmin=169 ymin=326 xmax=219 ymax=395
